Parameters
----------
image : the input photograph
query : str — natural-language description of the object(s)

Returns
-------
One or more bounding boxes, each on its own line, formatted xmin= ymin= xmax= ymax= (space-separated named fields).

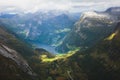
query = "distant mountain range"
xmin=0 ymin=10 xmax=80 ymax=46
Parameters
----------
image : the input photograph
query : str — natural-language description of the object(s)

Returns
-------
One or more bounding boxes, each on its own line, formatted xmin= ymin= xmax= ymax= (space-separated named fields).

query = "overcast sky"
xmin=0 ymin=0 xmax=120 ymax=13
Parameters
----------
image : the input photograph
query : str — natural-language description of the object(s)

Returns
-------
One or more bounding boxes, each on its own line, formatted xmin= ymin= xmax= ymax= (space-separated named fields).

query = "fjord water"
xmin=31 ymin=42 xmax=58 ymax=54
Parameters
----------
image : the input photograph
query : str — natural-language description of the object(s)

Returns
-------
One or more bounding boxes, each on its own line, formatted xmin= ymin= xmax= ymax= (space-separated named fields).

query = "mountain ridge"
xmin=56 ymin=7 xmax=120 ymax=53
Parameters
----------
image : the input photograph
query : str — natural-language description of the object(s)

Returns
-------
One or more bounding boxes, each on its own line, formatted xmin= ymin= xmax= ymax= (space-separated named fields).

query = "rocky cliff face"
xmin=0 ymin=44 xmax=35 ymax=76
xmin=67 ymin=22 xmax=120 ymax=80
xmin=0 ymin=26 xmax=36 ymax=80
xmin=56 ymin=7 xmax=120 ymax=53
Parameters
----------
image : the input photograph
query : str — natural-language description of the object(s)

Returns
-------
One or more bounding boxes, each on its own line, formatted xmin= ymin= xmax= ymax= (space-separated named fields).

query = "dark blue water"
xmin=32 ymin=43 xmax=58 ymax=54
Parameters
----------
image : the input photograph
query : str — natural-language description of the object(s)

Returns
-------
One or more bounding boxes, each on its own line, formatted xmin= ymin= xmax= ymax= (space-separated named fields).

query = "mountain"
xmin=0 ymin=7 xmax=120 ymax=80
xmin=56 ymin=7 xmax=120 ymax=53
xmin=0 ymin=54 xmax=33 ymax=80
xmin=0 ymin=13 xmax=17 ymax=18
xmin=0 ymin=25 xmax=37 ymax=80
xmin=39 ymin=22 xmax=120 ymax=80
xmin=66 ymin=22 xmax=120 ymax=80
xmin=0 ymin=11 xmax=80 ymax=46
xmin=105 ymin=7 xmax=120 ymax=17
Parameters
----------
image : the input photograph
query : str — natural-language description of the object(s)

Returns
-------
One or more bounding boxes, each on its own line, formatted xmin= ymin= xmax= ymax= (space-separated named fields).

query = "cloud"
xmin=70 ymin=1 xmax=120 ymax=12
xmin=0 ymin=0 xmax=120 ymax=13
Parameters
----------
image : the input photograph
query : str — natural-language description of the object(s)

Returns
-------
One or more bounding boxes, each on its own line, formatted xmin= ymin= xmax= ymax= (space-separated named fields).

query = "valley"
xmin=0 ymin=4 xmax=120 ymax=80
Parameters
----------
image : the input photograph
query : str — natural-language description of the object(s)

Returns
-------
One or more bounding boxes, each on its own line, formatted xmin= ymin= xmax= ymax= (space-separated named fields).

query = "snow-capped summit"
xmin=82 ymin=11 xmax=106 ymax=18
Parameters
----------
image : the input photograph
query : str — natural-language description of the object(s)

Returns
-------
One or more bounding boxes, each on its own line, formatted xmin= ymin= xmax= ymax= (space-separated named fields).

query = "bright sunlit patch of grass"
xmin=105 ymin=32 xmax=117 ymax=40
xmin=40 ymin=48 xmax=79 ymax=62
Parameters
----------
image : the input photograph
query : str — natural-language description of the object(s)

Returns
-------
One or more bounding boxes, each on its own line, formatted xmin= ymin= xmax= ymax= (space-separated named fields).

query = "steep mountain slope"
xmin=0 ymin=24 xmax=34 ymax=57
xmin=67 ymin=22 xmax=120 ymax=80
xmin=56 ymin=7 xmax=120 ymax=53
xmin=0 ymin=54 xmax=33 ymax=80
xmin=0 ymin=25 xmax=36 ymax=80
xmin=40 ymin=22 xmax=120 ymax=80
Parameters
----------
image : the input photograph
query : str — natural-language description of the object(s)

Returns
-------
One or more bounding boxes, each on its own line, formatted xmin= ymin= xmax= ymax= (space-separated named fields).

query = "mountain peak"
xmin=106 ymin=7 xmax=120 ymax=16
xmin=81 ymin=11 xmax=110 ymax=19
xmin=106 ymin=7 xmax=120 ymax=12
